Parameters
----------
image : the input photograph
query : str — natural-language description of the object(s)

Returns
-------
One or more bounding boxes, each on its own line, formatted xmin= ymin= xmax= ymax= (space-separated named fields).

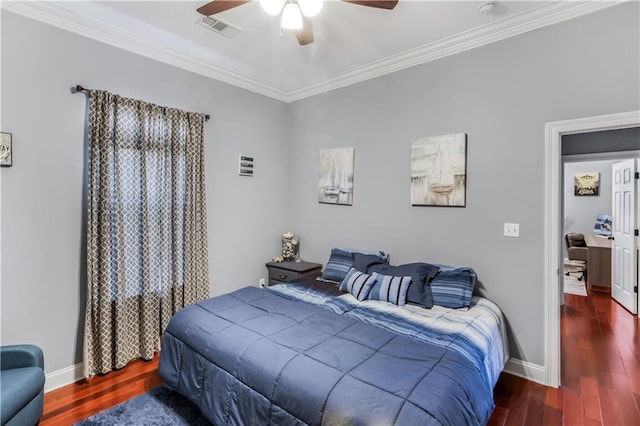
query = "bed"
xmin=158 ymin=277 xmax=508 ymax=426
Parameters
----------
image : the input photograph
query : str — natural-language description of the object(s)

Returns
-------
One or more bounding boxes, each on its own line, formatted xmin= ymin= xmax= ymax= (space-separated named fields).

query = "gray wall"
xmin=287 ymin=2 xmax=639 ymax=365
xmin=1 ymin=11 xmax=289 ymax=374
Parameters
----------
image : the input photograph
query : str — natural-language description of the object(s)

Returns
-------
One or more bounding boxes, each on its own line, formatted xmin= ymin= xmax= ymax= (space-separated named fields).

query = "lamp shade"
xmin=281 ymin=3 xmax=303 ymax=29
xmin=260 ymin=0 xmax=285 ymax=16
xmin=298 ymin=0 xmax=323 ymax=17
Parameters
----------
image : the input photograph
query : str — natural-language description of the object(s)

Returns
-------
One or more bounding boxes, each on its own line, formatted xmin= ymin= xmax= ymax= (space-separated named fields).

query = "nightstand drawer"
xmin=265 ymin=261 xmax=322 ymax=286
xmin=269 ymin=267 xmax=298 ymax=283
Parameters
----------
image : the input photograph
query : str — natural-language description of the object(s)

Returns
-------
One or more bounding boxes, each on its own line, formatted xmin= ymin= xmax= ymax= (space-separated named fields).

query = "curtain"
xmin=84 ymin=90 xmax=209 ymax=377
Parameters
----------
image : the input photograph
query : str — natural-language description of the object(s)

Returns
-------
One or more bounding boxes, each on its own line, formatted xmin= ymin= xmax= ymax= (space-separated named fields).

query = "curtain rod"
xmin=73 ymin=85 xmax=210 ymax=121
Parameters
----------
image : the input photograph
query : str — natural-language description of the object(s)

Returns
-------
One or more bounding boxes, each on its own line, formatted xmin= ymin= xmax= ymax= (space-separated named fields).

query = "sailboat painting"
xmin=319 ymin=148 xmax=354 ymax=205
xmin=411 ymin=134 xmax=467 ymax=207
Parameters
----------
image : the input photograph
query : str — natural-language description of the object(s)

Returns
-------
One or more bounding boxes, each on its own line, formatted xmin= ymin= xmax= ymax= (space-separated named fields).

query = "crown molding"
xmin=285 ymin=1 xmax=620 ymax=102
xmin=1 ymin=1 xmax=290 ymax=102
xmin=2 ymin=1 xmax=621 ymax=104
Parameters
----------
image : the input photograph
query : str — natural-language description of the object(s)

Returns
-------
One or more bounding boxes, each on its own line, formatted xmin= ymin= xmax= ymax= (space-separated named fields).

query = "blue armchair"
xmin=1 ymin=345 xmax=45 ymax=426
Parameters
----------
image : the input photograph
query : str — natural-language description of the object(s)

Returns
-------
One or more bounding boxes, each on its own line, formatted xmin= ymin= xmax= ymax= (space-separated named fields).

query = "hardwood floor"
xmin=41 ymin=355 xmax=163 ymax=425
xmin=42 ymin=290 xmax=639 ymax=425
xmin=490 ymin=290 xmax=640 ymax=426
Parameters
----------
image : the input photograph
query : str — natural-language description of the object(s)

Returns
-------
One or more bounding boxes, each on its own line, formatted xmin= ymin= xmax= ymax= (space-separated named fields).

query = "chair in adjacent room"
xmin=0 ymin=344 xmax=45 ymax=426
xmin=565 ymin=232 xmax=588 ymax=281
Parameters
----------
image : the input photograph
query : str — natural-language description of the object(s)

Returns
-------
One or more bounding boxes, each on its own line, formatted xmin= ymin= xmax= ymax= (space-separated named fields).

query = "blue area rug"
xmin=75 ymin=385 xmax=212 ymax=425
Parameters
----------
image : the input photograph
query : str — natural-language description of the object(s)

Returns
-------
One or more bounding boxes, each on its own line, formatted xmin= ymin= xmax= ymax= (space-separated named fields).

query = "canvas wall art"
xmin=411 ymin=133 xmax=467 ymax=207
xmin=574 ymin=172 xmax=599 ymax=196
xmin=318 ymin=147 xmax=354 ymax=205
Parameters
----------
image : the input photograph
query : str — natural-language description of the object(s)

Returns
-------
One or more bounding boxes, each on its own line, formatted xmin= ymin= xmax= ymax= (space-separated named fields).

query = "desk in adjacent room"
xmin=584 ymin=233 xmax=612 ymax=292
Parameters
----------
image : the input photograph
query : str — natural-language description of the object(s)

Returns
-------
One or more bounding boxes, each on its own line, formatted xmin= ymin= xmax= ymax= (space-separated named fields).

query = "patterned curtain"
xmin=84 ymin=90 xmax=209 ymax=377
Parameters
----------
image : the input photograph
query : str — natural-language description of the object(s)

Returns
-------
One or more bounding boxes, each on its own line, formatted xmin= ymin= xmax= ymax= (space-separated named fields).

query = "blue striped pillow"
xmin=339 ymin=268 xmax=377 ymax=301
xmin=366 ymin=272 xmax=412 ymax=306
xmin=321 ymin=248 xmax=354 ymax=282
xmin=430 ymin=266 xmax=476 ymax=308
xmin=364 ymin=262 xmax=439 ymax=308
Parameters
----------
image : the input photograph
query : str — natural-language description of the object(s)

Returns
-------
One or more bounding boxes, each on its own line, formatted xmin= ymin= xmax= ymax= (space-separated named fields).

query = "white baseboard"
xmin=45 ymin=363 xmax=84 ymax=392
xmin=503 ymin=358 xmax=547 ymax=386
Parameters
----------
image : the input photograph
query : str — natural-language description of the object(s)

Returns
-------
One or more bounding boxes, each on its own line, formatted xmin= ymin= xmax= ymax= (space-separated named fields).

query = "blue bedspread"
xmin=159 ymin=285 xmax=502 ymax=425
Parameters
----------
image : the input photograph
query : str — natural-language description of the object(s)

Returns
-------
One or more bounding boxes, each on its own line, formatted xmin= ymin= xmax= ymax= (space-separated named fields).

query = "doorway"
xmin=544 ymin=111 xmax=640 ymax=388
xmin=561 ymin=147 xmax=639 ymax=300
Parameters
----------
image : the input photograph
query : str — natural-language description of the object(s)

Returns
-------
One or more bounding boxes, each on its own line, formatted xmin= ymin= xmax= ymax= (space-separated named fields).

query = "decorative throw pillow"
xmin=366 ymin=272 xmax=413 ymax=306
xmin=365 ymin=262 xmax=439 ymax=308
xmin=430 ymin=266 xmax=477 ymax=309
xmin=322 ymin=247 xmax=389 ymax=283
xmin=321 ymin=248 xmax=354 ymax=282
xmin=337 ymin=247 xmax=390 ymax=262
xmin=352 ymin=253 xmax=388 ymax=272
xmin=339 ymin=268 xmax=377 ymax=301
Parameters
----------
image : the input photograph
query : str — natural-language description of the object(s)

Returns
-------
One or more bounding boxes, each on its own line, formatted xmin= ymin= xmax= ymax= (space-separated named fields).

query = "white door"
xmin=611 ymin=159 xmax=638 ymax=314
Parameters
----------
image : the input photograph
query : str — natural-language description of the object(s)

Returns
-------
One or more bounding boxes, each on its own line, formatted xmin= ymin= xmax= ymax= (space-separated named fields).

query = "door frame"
xmin=544 ymin=110 xmax=640 ymax=388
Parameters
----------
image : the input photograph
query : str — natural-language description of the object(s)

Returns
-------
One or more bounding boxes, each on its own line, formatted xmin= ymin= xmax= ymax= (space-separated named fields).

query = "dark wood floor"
xmin=490 ymin=290 xmax=640 ymax=426
xmin=42 ymin=290 xmax=639 ymax=425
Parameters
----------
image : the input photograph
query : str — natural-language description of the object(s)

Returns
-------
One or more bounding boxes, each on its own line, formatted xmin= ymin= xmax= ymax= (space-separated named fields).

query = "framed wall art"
xmin=410 ymin=133 xmax=467 ymax=207
xmin=238 ymin=155 xmax=254 ymax=177
xmin=574 ymin=172 xmax=599 ymax=196
xmin=318 ymin=147 xmax=354 ymax=206
xmin=0 ymin=132 xmax=12 ymax=167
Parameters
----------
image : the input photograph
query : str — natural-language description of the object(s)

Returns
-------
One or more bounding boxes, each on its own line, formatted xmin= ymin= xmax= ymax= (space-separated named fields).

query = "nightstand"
xmin=265 ymin=261 xmax=322 ymax=286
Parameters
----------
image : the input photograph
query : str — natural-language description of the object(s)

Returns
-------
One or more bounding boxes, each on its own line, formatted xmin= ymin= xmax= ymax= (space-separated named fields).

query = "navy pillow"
xmin=366 ymin=272 xmax=412 ymax=306
xmin=430 ymin=266 xmax=477 ymax=309
xmin=339 ymin=268 xmax=377 ymax=301
xmin=352 ymin=253 xmax=388 ymax=272
xmin=365 ymin=262 xmax=439 ymax=308
xmin=322 ymin=248 xmax=388 ymax=283
xmin=337 ymin=247 xmax=390 ymax=262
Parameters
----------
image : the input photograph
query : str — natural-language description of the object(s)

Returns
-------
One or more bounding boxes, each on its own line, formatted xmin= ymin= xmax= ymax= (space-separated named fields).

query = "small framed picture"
xmin=238 ymin=155 xmax=254 ymax=177
xmin=574 ymin=172 xmax=599 ymax=196
xmin=0 ymin=132 xmax=12 ymax=167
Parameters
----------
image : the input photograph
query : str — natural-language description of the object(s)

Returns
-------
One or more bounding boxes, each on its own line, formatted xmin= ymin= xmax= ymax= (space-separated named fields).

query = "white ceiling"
xmin=3 ymin=1 xmax=617 ymax=102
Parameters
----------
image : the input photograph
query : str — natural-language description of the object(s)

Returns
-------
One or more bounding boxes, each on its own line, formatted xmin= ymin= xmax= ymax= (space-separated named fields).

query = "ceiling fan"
xmin=196 ymin=0 xmax=398 ymax=46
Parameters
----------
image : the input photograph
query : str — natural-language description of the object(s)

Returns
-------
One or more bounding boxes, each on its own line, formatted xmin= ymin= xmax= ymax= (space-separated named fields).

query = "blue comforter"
xmin=159 ymin=286 xmax=497 ymax=425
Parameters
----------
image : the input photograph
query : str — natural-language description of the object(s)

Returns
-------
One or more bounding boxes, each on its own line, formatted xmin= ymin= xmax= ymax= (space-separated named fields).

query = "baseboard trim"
xmin=503 ymin=358 xmax=547 ymax=386
xmin=45 ymin=363 xmax=84 ymax=392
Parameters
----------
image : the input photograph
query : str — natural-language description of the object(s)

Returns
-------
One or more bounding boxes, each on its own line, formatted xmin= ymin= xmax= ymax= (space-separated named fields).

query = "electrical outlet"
xmin=259 ymin=278 xmax=266 ymax=288
xmin=504 ymin=223 xmax=520 ymax=237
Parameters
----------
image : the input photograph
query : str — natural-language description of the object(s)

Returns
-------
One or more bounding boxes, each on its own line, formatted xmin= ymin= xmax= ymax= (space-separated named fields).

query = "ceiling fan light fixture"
xmin=298 ymin=0 xmax=323 ymax=17
xmin=260 ymin=0 xmax=285 ymax=16
xmin=281 ymin=2 xmax=303 ymax=30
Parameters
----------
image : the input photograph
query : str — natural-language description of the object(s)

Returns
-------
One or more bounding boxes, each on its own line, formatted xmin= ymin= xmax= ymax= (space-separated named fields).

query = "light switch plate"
xmin=504 ymin=223 xmax=520 ymax=237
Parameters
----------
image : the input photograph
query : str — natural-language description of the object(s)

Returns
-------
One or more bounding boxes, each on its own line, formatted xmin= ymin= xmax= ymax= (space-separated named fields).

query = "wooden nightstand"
xmin=265 ymin=261 xmax=322 ymax=286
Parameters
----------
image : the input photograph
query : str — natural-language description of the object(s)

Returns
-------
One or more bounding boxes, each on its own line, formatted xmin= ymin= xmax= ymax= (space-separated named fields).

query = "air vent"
xmin=195 ymin=15 xmax=242 ymax=39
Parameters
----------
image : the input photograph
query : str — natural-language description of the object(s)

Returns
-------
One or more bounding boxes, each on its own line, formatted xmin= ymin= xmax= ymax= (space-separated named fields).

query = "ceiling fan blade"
xmin=341 ymin=0 xmax=399 ymax=10
xmin=296 ymin=16 xmax=314 ymax=46
xmin=197 ymin=0 xmax=251 ymax=16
